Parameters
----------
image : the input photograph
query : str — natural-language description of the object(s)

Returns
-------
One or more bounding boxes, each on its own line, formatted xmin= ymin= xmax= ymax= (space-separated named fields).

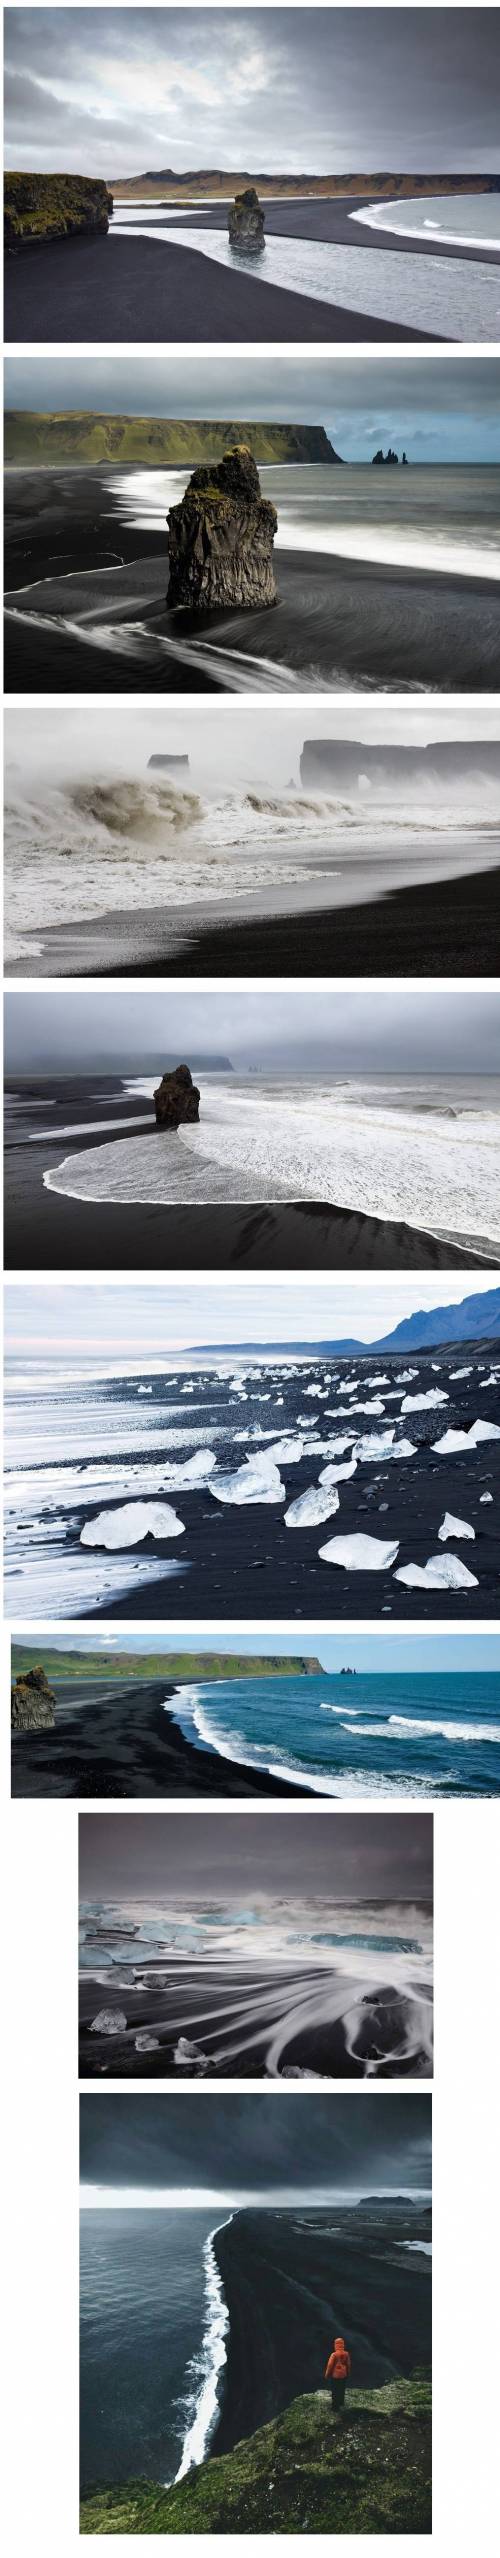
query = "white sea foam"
xmin=175 ymin=2218 xmax=232 ymax=2480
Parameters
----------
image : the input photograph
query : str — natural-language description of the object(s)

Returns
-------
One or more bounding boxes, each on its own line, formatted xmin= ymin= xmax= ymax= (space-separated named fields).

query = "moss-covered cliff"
xmin=4 ymin=413 xmax=340 ymax=467
xmin=80 ymin=2380 xmax=432 ymax=2535
xmin=11 ymin=1646 xmax=321 ymax=1683
xmin=5 ymin=172 xmax=112 ymax=247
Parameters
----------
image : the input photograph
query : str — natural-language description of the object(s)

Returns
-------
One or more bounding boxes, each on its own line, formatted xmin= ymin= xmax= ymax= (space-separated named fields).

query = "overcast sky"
xmin=29 ymin=1630 xmax=500 ymax=1674
xmin=79 ymin=1808 xmax=432 ymax=1902
xmin=5 ymin=987 xmax=499 ymax=1074
xmin=5 ymin=1275 xmax=497 ymax=1359
xmin=5 ymin=7 xmax=498 ymax=178
xmin=5 ymin=701 xmax=500 ymax=800
xmin=6 ymin=356 xmax=500 ymax=463
xmin=80 ymin=2090 xmax=431 ymax=2203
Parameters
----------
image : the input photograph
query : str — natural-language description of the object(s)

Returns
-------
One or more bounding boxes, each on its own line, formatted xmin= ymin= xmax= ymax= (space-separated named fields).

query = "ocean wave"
xmin=175 ymin=2218 xmax=232 ymax=2480
xmin=388 ymin=1714 xmax=500 ymax=1743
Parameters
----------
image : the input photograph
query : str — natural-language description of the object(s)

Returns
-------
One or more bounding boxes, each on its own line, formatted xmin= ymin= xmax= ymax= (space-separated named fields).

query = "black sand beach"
xmin=11 ymin=1675 xmax=298 ymax=1800
xmin=5 ymin=1086 xmax=493 ymax=1273
xmin=27 ymin=851 xmax=498 ymax=982
xmin=212 ymin=2203 xmax=432 ymax=2455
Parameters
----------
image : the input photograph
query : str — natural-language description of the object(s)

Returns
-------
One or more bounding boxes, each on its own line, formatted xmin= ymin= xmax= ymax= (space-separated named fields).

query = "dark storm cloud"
xmin=5 ymin=9 xmax=499 ymax=176
xmin=5 ymin=355 xmax=500 ymax=463
xmin=80 ymin=2091 xmax=432 ymax=2195
xmin=5 ymin=987 xmax=500 ymax=1075
xmin=78 ymin=1810 xmax=433 ymax=1902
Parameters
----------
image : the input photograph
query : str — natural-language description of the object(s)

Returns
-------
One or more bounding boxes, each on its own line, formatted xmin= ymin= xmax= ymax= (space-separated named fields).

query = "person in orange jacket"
xmin=324 ymin=2335 xmax=351 ymax=2414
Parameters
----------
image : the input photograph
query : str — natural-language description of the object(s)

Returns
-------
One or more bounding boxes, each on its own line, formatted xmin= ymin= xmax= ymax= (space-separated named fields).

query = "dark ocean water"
xmin=80 ymin=2207 xmax=223 ymax=2493
xmin=174 ymin=1670 xmax=500 ymax=1797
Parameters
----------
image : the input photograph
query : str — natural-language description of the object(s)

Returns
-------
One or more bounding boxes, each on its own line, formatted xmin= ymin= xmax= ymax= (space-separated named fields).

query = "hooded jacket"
xmin=325 ymin=2338 xmax=351 ymax=2382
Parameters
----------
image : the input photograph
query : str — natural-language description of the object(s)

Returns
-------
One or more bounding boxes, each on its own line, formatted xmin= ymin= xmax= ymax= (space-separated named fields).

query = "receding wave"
xmin=175 ymin=2219 xmax=232 ymax=2481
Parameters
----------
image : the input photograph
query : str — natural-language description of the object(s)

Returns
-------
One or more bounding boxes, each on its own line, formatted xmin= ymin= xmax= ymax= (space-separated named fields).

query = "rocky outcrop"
xmin=4 ymin=172 xmax=112 ymax=249
xmin=147 ymin=754 xmax=190 ymax=771
xmin=228 ymin=187 xmax=265 ymax=254
xmin=167 ymin=445 xmax=278 ymax=611
xmin=153 ymin=1063 xmax=200 ymax=1128
xmin=11 ymin=1664 xmax=56 ymax=1731
xmin=300 ymin=738 xmax=500 ymax=790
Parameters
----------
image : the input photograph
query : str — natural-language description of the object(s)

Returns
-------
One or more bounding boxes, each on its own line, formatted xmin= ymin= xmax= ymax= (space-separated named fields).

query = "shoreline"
xmin=11 ymin=1676 xmax=299 ymax=1799
xmin=211 ymin=2205 xmax=432 ymax=2458
xmin=3 ymin=211 xmax=442 ymax=347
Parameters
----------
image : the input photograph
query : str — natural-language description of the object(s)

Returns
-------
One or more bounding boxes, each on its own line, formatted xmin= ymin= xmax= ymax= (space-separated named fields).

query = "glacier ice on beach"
xmin=401 ymin=1389 xmax=448 ymax=1411
xmin=434 ymin=1419 xmax=500 ymax=1452
xmin=438 ymin=1512 xmax=475 ymax=1541
xmin=210 ymin=1456 xmax=285 ymax=1505
xmin=285 ymin=1484 xmax=340 ymax=1527
xmin=319 ymin=1532 xmax=399 ymax=1571
xmin=161 ymin=1451 xmax=217 ymax=1485
xmin=395 ymin=1555 xmax=478 ymax=1589
xmin=80 ymin=1499 xmax=185 ymax=1547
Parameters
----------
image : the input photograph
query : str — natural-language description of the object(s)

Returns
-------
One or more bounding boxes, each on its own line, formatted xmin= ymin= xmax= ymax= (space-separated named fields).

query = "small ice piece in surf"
xmin=319 ymin=1457 xmax=357 ymax=1486
xmin=434 ymin=1419 xmax=500 ymax=1453
xmin=90 ymin=2008 xmax=127 ymax=2035
xmin=135 ymin=2032 xmax=160 ymax=2052
xmin=285 ymin=1484 xmax=340 ymax=1527
xmin=174 ymin=2035 xmax=209 ymax=2071
xmin=137 ymin=1385 xmax=153 ymax=1395
xmin=319 ymin=1532 xmax=399 ymax=1572
xmin=81 ymin=1500 xmax=185 ymax=1548
xmin=395 ymin=1554 xmax=478 ymax=1589
xmin=210 ymin=1456 xmax=285 ymax=1505
xmin=161 ymin=1450 xmax=216 ymax=1484
xmin=401 ymin=1388 xmax=448 ymax=1410
xmin=480 ymin=1492 xmax=493 ymax=1503
xmin=438 ymin=1512 xmax=475 ymax=1542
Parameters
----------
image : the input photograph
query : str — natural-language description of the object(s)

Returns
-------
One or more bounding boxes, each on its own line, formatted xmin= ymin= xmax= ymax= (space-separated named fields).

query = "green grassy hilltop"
xmin=4 ymin=413 xmax=339 ymax=468
xmin=11 ymin=1644 xmax=320 ymax=1684
xmin=80 ymin=2380 xmax=432 ymax=2535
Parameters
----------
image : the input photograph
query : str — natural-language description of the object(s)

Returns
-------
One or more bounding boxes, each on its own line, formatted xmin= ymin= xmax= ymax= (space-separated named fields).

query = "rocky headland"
xmin=11 ymin=1664 xmax=56 ymax=1731
xmin=167 ymin=445 xmax=278 ymax=610
xmin=4 ymin=412 xmax=340 ymax=465
xmin=153 ymin=1062 xmax=200 ymax=1127
xmin=80 ymin=2379 xmax=432 ymax=2535
xmin=4 ymin=172 xmax=112 ymax=249
xmin=228 ymin=186 xmax=265 ymax=253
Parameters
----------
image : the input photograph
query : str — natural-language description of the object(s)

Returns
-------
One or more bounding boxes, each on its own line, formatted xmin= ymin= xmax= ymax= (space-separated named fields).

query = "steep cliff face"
xmin=167 ymin=445 xmax=278 ymax=610
xmin=5 ymin=413 xmax=340 ymax=467
xmin=300 ymin=739 xmax=500 ymax=790
xmin=80 ymin=2381 xmax=432 ymax=2535
xmin=11 ymin=1665 xmax=56 ymax=1731
xmin=4 ymin=172 xmax=112 ymax=247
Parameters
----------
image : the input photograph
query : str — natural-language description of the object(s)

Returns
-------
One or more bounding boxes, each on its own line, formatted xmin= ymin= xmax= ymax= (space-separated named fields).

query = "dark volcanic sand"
xmin=10 ymin=1676 xmax=297 ymax=1800
xmin=3 ymin=196 xmax=442 ymax=345
xmin=5 ymin=1084 xmax=491 ymax=1273
xmin=27 ymin=853 xmax=499 ymax=982
xmin=5 ymin=472 xmax=500 ymax=694
xmin=79 ymin=1964 xmax=428 ymax=2082
xmin=212 ymin=2204 xmax=432 ymax=2455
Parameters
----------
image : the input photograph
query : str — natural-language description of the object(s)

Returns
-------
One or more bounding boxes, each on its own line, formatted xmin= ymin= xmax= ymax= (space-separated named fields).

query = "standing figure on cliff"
xmin=324 ymin=2334 xmax=351 ymax=2416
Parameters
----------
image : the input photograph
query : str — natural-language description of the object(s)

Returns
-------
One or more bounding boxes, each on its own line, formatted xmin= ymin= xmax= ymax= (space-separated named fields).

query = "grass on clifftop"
xmin=4 ymin=413 xmax=337 ymax=468
xmin=80 ymin=2379 xmax=432 ymax=2536
xmin=5 ymin=172 xmax=112 ymax=241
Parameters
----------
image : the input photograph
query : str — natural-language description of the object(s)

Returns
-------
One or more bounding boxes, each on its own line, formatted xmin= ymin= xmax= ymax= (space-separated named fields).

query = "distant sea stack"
xmin=11 ymin=1664 xmax=56 ymax=1731
xmin=167 ymin=446 xmax=278 ymax=611
xmin=153 ymin=1063 xmax=200 ymax=1128
xmin=228 ymin=187 xmax=265 ymax=254
xmin=4 ymin=172 xmax=112 ymax=249
xmin=300 ymin=739 xmax=500 ymax=791
xmin=147 ymin=754 xmax=190 ymax=772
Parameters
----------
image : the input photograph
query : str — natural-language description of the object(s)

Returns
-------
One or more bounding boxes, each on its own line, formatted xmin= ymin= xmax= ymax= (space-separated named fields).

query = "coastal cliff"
xmin=4 ymin=172 xmax=112 ymax=248
xmin=80 ymin=2379 xmax=432 ymax=2534
xmin=4 ymin=413 xmax=340 ymax=467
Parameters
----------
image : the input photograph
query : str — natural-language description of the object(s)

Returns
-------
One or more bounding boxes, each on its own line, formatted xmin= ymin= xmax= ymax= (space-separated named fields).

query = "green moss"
xmin=80 ymin=2381 xmax=431 ymax=2536
xmin=4 ymin=414 xmax=338 ymax=468
xmin=11 ymin=1645 xmax=319 ymax=1684
xmin=4 ymin=172 xmax=112 ymax=245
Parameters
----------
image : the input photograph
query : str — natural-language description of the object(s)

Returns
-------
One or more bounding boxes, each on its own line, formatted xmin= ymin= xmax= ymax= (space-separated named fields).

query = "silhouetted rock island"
xmin=228 ymin=187 xmax=265 ymax=254
xmin=153 ymin=1063 xmax=201 ymax=1128
xmin=11 ymin=1664 xmax=56 ymax=1731
xmin=167 ymin=445 xmax=278 ymax=610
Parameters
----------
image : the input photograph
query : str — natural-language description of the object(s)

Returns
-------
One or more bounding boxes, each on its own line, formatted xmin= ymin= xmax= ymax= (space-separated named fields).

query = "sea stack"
xmin=11 ymin=1664 xmax=56 ymax=1731
xmin=228 ymin=186 xmax=265 ymax=254
xmin=167 ymin=446 xmax=278 ymax=611
xmin=153 ymin=1063 xmax=201 ymax=1129
xmin=147 ymin=754 xmax=190 ymax=772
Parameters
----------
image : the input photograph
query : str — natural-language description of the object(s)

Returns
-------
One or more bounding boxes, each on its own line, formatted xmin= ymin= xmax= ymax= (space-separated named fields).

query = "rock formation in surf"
xmin=147 ymin=753 xmax=190 ymax=771
xmin=153 ymin=1062 xmax=201 ymax=1128
xmin=228 ymin=186 xmax=265 ymax=254
xmin=11 ymin=1664 xmax=56 ymax=1731
xmin=166 ymin=445 xmax=278 ymax=610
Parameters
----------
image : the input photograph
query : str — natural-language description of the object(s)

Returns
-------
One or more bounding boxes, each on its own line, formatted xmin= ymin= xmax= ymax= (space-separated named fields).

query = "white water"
xmin=110 ymin=208 xmax=500 ymax=339
xmin=353 ymin=192 xmax=500 ymax=256
xmin=175 ymin=2217 xmax=232 ymax=2480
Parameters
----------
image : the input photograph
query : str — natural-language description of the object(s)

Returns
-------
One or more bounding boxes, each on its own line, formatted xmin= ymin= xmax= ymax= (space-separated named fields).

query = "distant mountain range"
xmin=4 ymin=414 xmax=339 ymax=468
xmin=201 ymin=1287 xmax=500 ymax=1357
xmin=110 ymin=167 xmax=500 ymax=199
